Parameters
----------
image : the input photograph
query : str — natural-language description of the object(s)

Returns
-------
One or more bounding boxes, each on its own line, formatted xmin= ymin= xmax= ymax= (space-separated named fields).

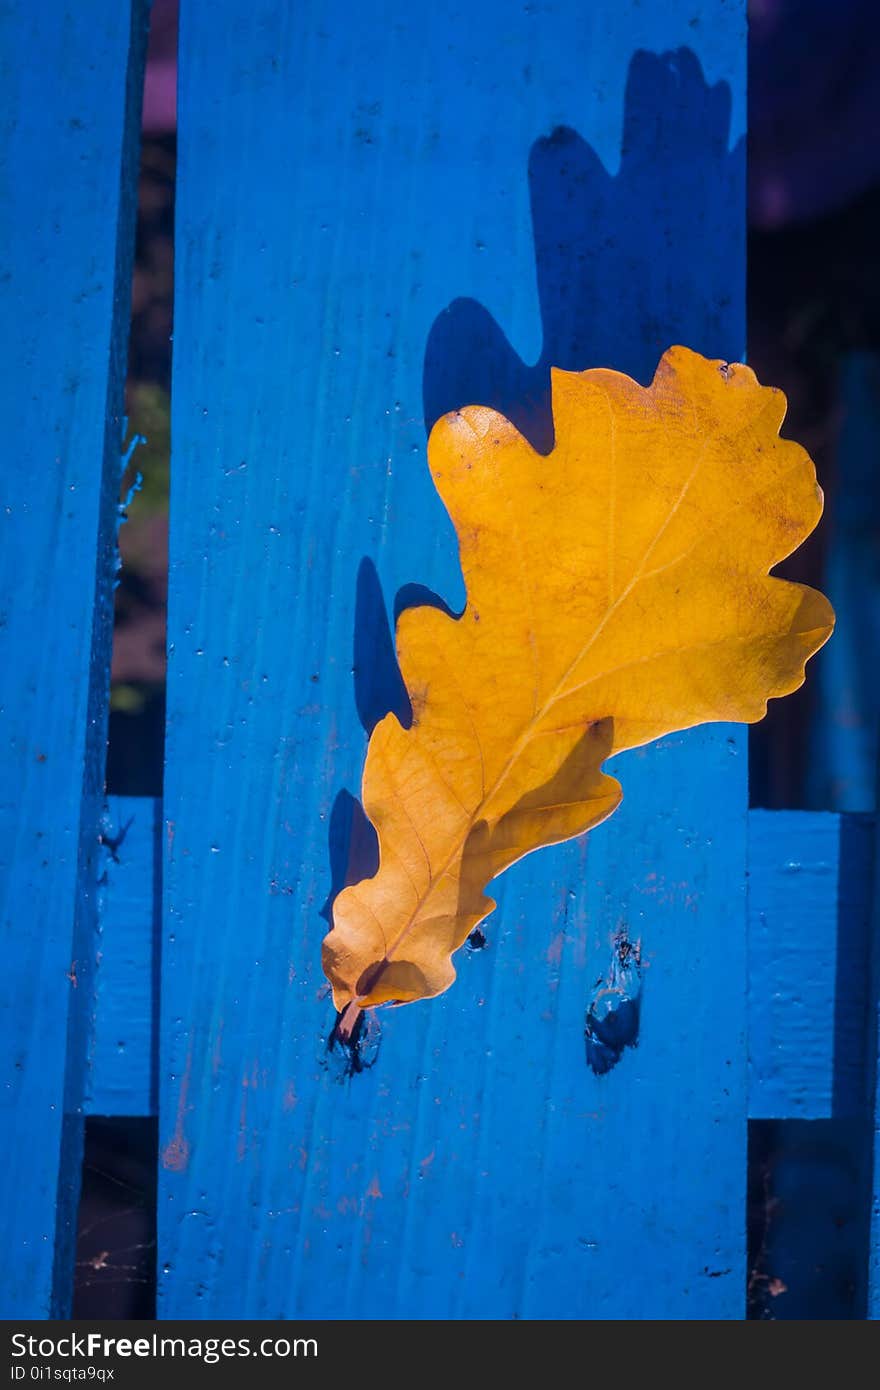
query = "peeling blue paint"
xmin=585 ymin=932 xmax=643 ymax=1075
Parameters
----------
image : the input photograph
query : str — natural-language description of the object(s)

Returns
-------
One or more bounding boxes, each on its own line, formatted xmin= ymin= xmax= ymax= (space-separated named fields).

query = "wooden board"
xmin=95 ymin=802 xmax=874 ymax=1125
xmin=160 ymin=0 xmax=748 ymax=1318
xmin=0 ymin=0 xmax=146 ymax=1317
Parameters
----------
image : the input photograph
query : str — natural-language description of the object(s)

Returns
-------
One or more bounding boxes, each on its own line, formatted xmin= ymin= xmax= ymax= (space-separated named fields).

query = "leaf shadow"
xmin=324 ymin=44 xmax=745 ymax=944
xmin=353 ymin=556 xmax=411 ymax=737
xmin=319 ymin=787 xmax=379 ymax=926
xmin=424 ymin=47 xmax=743 ymax=452
xmin=321 ymin=559 xmax=454 ymax=927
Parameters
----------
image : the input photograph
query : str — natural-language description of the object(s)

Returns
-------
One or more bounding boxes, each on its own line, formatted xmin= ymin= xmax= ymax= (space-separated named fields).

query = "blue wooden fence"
xmin=1 ymin=0 xmax=877 ymax=1320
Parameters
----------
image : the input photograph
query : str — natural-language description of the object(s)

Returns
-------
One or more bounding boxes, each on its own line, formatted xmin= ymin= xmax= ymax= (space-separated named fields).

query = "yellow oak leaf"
xmin=323 ymin=347 xmax=834 ymax=1014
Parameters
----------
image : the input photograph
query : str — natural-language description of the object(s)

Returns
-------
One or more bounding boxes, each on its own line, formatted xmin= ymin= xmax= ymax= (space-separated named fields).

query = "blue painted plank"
xmin=160 ymin=0 xmax=746 ymax=1318
xmin=748 ymin=810 xmax=874 ymax=1121
xmin=86 ymin=796 xmax=161 ymax=1118
xmin=0 ymin=0 xmax=147 ymax=1317
xmin=94 ymin=807 xmax=875 ymax=1125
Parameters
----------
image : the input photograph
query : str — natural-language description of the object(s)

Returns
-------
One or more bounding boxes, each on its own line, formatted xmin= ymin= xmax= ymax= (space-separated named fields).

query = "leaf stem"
xmin=336 ymin=1000 xmax=363 ymax=1042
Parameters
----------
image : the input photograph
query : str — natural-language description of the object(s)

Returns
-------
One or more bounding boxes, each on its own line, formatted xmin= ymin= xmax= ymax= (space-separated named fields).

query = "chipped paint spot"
xmin=237 ymin=1086 xmax=249 ymax=1163
xmin=162 ymin=1046 xmax=193 ymax=1172
xmin=546 ymin=930 xmax=565 ymax=967
xmin=211 ymin=1022 xmax=223 ymax=1077
xmin=237 ymin=1060 xmax=262 ymax=1161
xmin=585 ymin=930 xmax=643 ymax=1075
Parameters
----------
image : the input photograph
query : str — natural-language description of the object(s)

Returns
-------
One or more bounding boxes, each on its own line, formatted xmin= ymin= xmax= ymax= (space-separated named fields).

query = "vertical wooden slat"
xmin=162 ymin=0 xmax=746 ymax=1316
xmin=0 ymin=0 xmax=147 ymax=1317
xmin=802 ymin=355 xmax=880 ymax=1316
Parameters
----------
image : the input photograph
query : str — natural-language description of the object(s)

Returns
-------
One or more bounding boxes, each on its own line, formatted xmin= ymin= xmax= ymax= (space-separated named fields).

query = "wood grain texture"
xmin=748 ymin=810 xmax=874 ymax=1120
xmin=0 ymin=0 xmax=147 ymax=1316
xmin=86 ymin=796 xmax=161 ymax=1118
xmin=161 ymin=0 xmax=747 ymax=1318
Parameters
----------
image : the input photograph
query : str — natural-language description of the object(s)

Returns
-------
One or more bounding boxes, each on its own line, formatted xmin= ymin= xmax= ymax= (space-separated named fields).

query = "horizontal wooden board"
xmin=92 ymin=800 xmax=874 ymax=1126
